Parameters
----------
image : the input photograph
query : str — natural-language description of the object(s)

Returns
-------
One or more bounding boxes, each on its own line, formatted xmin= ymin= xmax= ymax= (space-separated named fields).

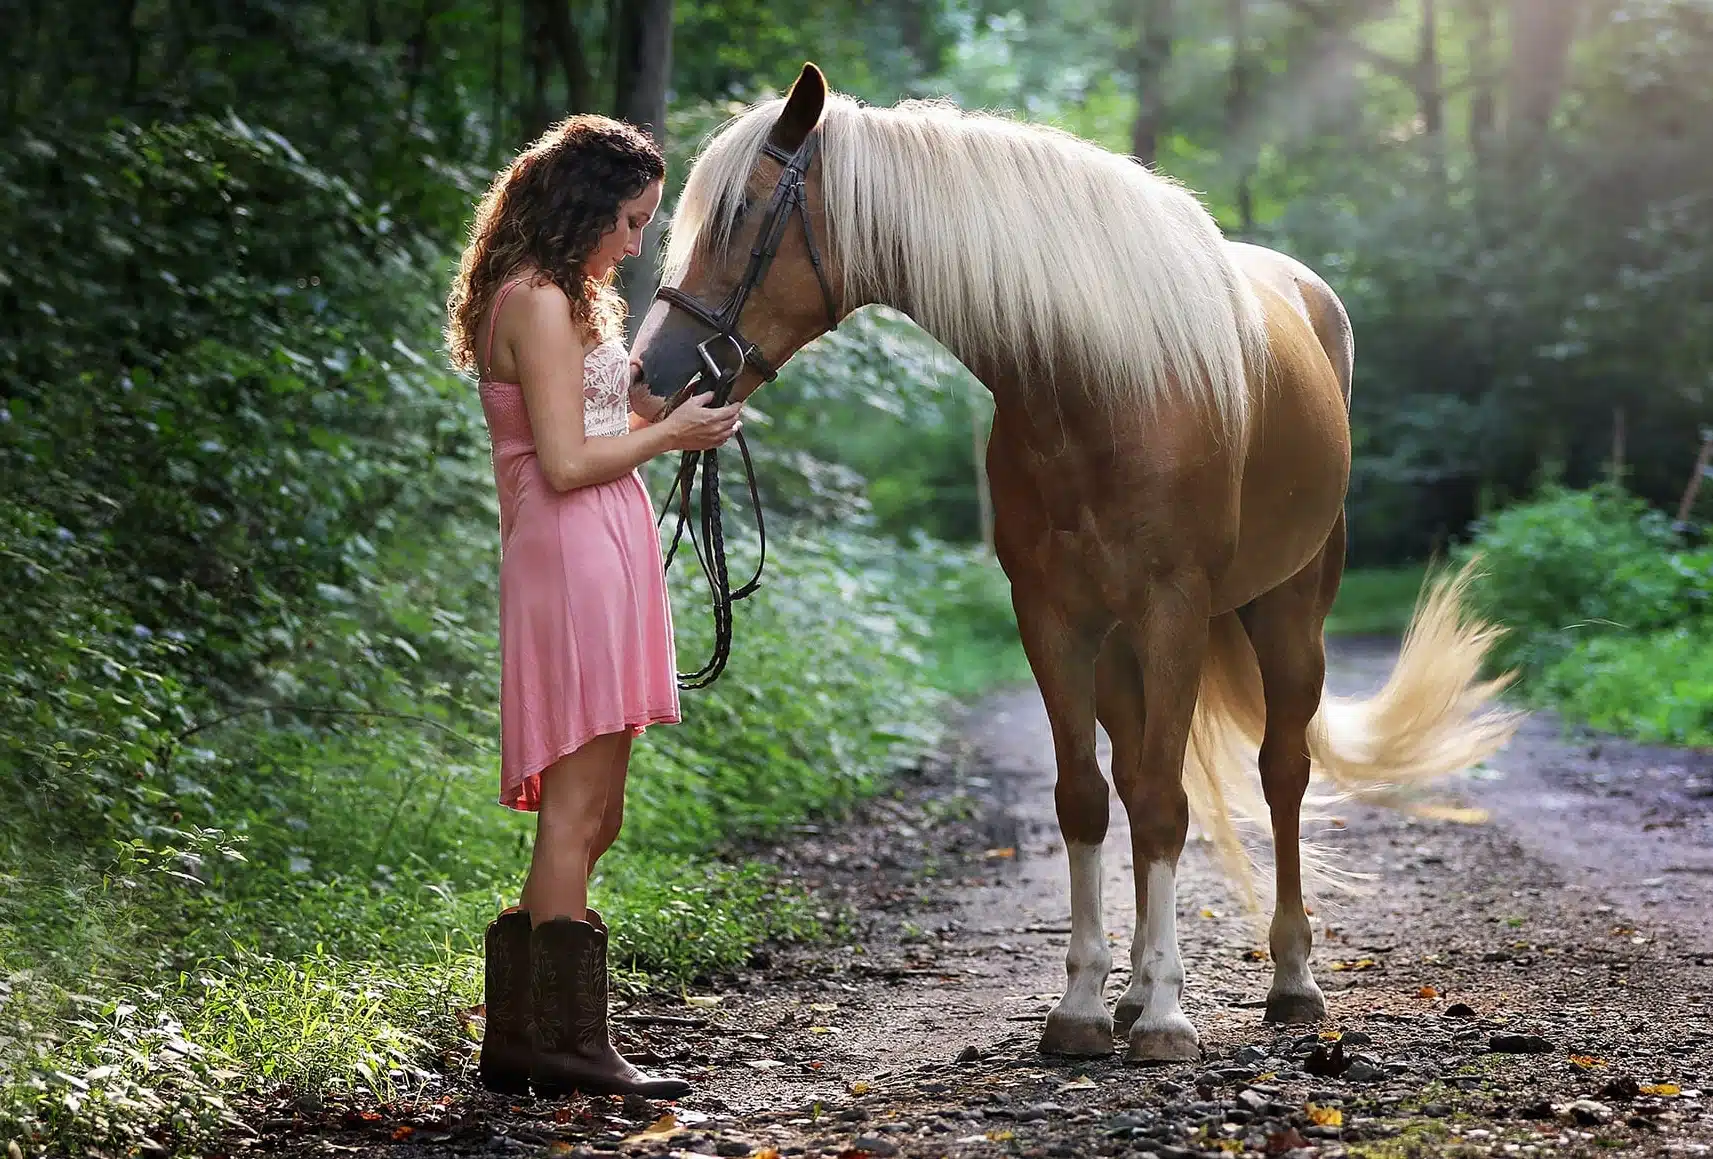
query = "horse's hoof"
xmin=1125 ymin=1016 xmax=1200 ymax=1063
xmin=1112 ymin=998 xmax=1143 ymax=1036
xmin=1039 ymin=1008 xmax=1115 ymax=1057
xmin=1263 ymin=987 xmax=1328 ymax=1025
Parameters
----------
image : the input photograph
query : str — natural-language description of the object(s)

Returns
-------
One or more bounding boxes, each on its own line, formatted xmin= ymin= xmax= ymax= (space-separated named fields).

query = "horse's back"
xmin=1226 ymin=241 xmax=1353 ymax=406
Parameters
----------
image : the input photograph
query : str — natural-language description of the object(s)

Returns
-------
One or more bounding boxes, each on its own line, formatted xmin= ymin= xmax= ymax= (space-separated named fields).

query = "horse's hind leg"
xmin=1237 ymin=513 xmax=1346 ymax=1024
xmin=1110 ymin=578 xmax=1211 ymax=1062
xmin=1013 ymin=595 xmax=1115 ymax=1057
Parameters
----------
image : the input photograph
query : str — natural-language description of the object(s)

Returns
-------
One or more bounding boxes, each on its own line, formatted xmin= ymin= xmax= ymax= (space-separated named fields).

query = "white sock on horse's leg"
xmin=1121 ymin=860 xmax=1200 ymax=1061
xmin=1039 ymin=840 xmax=1114 ymax=1056
xmin=1266 ymin=895 xmax=1322 ymax=1017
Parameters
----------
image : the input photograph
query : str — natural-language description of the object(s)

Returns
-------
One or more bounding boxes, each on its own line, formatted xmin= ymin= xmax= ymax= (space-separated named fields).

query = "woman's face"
xmin=586 ymin=178 xmax=664 ymax=280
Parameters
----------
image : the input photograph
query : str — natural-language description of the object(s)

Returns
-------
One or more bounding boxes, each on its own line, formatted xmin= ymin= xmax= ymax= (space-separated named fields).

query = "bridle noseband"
xmin=651 ymin=130 xmax=840 ymax=690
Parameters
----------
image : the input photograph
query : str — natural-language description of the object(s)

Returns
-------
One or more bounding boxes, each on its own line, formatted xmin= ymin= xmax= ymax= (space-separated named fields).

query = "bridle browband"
xmin=651 ymin=130 xmax=841 ymax=690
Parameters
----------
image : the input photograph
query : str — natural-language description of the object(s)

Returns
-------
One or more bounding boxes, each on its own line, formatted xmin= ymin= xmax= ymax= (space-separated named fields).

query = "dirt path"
xmin=257 ymin=639 xmax=1713 ymax=1159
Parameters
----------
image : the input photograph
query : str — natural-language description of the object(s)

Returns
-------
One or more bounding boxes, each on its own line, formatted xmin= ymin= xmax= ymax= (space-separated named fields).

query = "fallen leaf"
xmin=807 ymin=1061 xmax=824 ymax=1071
xmin=1330 ymin=958 xmax=1377 ymax=972
xmin=357 ymin=1111 xmax=382 ymax=1122
xmin=1306 ymin=1104 xmax=1343 ymax=1127
xmin=983 ymin=847 xmax=1016 ymax=860
xmin=547 ymin=1144 xmax=574 ymax=1156
xmin=986 ymin=1129 xmax=1015 ymax=1142
xmin=390 ymin=1126 xmax=414 ymax=1141
xmin=849 ymin=1080 xmax=870 ymax=1095
xmin=621 ymin=1112 xmax=679 ymax=1143
xmin=809 ymin=1002 xmax=838 ymax=1013
xmin=1266 ymin=1126 xmax=1310 ymax=1155
xmin=1570 ymin=1054 xmax=1606 ymax=1071
xmin=1243 ymin=948 xmax=1268 ymax=962
xmin=684 ymin=995 xmax=723 ymax=1008
xmin=745 ymin=1060 xmax=785 ymax=1070
xmin=1417 ymin=985 xmax=1439 ymax=999
xmin=809 ymin=1026 xmax=833 ymax=1034
xmin=1641 ymin=1083 xmax=1681 ymax=1097
xmin=1319 ymin=1030 xmax=1343 ymax=1041
xmin=1056 ymin=1075 xmax=1097 ymax=1092
xmin=1199 ymin=908 xmax=1219 ymax=919
xmin=753 ymin=1150 xmax=781 ymax=1159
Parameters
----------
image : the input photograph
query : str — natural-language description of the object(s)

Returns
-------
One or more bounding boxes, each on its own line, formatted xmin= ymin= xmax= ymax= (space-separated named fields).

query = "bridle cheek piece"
xmin=654 ymin=133 xmax=841 ymax=406
xmin=649 ymin=131 xmax=840 ymax=690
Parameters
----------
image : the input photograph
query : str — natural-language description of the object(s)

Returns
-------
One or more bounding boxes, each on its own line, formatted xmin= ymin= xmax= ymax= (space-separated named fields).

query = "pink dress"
xmin=478 ymin=281 xmax=681 ymax=811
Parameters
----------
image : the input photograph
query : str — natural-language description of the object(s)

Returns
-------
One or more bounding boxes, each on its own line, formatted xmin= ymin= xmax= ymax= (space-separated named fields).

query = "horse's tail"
xmin=1180 ymin=558 xmax=1522 ymax=913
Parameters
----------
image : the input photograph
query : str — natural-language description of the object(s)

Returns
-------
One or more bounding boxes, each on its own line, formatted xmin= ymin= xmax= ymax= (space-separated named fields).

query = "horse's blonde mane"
xmin=665 ymin=92 xmax=1267 ymax=435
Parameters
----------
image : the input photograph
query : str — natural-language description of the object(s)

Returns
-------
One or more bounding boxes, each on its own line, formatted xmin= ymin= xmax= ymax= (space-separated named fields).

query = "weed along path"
xmin=254 ymin=639 xmax=1713 ymax=1159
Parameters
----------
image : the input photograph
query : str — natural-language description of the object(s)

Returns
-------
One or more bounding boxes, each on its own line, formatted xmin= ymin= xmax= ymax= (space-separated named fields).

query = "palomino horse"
xmin=630 ymin=64 xmax=1518 ymax=1062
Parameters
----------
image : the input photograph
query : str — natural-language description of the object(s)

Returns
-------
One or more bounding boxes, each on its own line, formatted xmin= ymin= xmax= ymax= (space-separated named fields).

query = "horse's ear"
xmin=768 ymin=62 xmax=826 ymax=154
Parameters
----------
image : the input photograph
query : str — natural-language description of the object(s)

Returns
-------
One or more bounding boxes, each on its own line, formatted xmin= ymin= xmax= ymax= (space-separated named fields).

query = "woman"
xmin=446 ymin=115 xmax=739 ymax=1100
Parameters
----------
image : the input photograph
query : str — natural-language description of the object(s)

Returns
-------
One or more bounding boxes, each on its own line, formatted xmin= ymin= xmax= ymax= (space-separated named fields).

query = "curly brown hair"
xmin=445 ymin=115 xmax=666 ymax=374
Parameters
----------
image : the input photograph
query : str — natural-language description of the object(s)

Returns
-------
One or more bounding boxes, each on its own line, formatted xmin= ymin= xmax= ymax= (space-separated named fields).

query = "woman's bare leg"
xmin=519 ymin=732 xmax=626 ymax=924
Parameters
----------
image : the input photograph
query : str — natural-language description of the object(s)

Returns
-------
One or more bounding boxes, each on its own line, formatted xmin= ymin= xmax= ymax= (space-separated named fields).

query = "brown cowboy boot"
xmin=529 ymin=916 xmax=692 ymax=1099
xmin=477 ymin=908 xmax=534 ymax=1095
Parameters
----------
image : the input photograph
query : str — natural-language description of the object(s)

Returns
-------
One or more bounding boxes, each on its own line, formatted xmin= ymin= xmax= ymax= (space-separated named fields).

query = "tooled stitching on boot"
xmin=531 ymin=927 xmax=568 ymax=1051
xmin=572 ymin=925 xmax=607 ymax=1055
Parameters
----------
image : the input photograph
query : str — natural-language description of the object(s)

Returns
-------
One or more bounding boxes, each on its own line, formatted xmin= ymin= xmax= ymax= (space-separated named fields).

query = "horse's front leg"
xmin=1012 ymin=591 xmax=1115 ymax=1058
xmin=1111 ymin=580 xmax=1210 ymax=1062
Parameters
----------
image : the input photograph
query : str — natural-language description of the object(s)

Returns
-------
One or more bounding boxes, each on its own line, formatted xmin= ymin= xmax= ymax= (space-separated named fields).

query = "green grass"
xmin=0 ymin=528 xmax=1026 ymax=1158
xmin=1326 ymin=564 xmax=1429 ymax=637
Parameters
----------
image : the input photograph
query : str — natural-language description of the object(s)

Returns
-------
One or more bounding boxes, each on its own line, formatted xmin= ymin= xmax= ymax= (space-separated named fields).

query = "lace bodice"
xmin=579 ymin=339 xmax=631 ymax=438
xmin=478 ymin=338 xmax=631 ymax=449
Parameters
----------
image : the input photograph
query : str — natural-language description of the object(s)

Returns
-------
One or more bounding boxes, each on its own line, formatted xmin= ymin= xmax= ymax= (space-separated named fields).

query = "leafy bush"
xmin=1 ymin=116 xmax=481 ymax=845
xmin=1537 ymin=627 xmax=1713 ymax=747
xmin=1457 ymin=484 xmax=1711 ymax=675
xmin=1459 ymin=483 xmax=1713 ymax=746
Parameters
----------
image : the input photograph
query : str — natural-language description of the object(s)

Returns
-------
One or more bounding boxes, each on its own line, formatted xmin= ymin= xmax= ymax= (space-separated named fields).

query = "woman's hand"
xmin=662 ymin=392 xmax=744 ymax=451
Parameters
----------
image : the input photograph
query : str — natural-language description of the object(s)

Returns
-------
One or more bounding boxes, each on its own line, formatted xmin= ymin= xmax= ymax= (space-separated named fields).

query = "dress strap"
xmin=483 ymin=277 xmax=530 ymax=377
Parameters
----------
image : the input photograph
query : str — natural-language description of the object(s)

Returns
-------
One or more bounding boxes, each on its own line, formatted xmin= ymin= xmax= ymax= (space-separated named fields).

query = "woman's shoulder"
xmin=496 ymin=278 xmax=595 ymax=344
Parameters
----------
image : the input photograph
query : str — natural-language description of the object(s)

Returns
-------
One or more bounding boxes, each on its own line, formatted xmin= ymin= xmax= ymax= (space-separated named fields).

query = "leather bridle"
xmin=650 ymin=131 xmax=840 ymax=690
xmin=654 ymin=132 xmax=841 ymax=394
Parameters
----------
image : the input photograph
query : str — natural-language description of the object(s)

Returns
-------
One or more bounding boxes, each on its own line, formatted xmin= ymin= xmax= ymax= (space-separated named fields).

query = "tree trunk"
xmin=1417 ymin=0 xmax=1445 ymax=184
xmin=1130 ymin=0 xmax=1173 ymax=167
xmin=1226 ymin=0 xmax=1256 ymax=234
xmin=539 ymin=0 xmax=593 ymax=113
xmin=119 ymin=0 xmax=141 ymax=105
xmin=403 ymin=0 xmax=443 ymax=123
xmin=612 ymin=0 xmax=673 ymax=337
xmin=491 ymin=0 xmax=507 ymax=157
xmin=521 ymin=0 xmax=550 ymax=141
xmin=611 ymin=0 xmax=671 ymax=135
xmin=1507 ymin=0 xmax=1582 ymax=159
xmin=1465 ymin=0 xmax=1497 ymax=167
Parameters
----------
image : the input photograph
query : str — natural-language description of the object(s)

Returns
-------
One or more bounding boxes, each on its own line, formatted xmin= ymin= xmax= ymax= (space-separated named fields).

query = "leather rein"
xmin=651 ymin=132 xmax=839 ymax=689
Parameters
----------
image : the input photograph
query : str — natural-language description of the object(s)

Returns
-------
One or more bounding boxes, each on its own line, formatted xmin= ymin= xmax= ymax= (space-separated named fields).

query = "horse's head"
xmin=630 ymin=63 xmax=842 ymax=421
